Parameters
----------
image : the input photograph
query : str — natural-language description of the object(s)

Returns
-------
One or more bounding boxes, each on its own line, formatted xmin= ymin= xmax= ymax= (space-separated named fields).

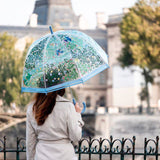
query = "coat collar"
xmin=56 ymin=95 xmax=70 ymax=102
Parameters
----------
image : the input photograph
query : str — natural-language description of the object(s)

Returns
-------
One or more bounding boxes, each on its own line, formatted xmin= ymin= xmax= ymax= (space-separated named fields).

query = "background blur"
xmin=0 ymin=0 xmax=160 ymax=159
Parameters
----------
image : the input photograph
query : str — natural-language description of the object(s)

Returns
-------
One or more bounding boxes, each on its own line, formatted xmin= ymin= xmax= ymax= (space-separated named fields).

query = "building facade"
xmin=106 ymin=13 xmax=160 ymax=109
xmin=33 ymin=0 xmax=79 ymax=27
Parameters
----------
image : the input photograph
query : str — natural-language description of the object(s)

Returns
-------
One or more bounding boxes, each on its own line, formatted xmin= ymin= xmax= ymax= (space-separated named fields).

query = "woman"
xmin=26 ymin=89 xmax=84 ymax=160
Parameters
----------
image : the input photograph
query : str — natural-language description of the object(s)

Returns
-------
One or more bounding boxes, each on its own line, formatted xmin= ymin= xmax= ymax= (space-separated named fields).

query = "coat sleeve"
xmin=26 ymin=107 xmax=37 ymax=160
xmin=67 ymin=103 xmax=84 ymax=143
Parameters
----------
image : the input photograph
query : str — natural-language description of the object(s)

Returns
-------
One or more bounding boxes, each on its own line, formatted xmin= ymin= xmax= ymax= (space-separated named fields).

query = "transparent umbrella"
xmin=21 ymin=26 xmax=109 ymax=113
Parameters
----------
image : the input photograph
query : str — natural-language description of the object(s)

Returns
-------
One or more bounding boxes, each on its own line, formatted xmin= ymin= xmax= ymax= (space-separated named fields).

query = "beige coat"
xmin=26 ymin=95 xmax=84 ymax=160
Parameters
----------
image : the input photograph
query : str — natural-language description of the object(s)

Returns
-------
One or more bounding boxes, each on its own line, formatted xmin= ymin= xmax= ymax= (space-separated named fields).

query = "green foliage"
xmin=118 ymin=0 xmax=160 ymax=111
xmin=0 ymin=33 xmax=32 ymax=109
xmin=38 ymin=59 xmax=79 ymax=87
xmin=119 ymin=0 xmax=160 ymax=69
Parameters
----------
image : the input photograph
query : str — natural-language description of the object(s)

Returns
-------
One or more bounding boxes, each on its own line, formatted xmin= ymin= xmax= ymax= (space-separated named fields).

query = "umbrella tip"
xmin=49 ymin=26 xmax=53 ymax=34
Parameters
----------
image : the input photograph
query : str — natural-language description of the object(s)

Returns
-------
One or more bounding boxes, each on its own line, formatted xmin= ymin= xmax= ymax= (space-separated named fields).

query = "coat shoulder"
xmin=26 ymin=101 xmax=34 ymax=116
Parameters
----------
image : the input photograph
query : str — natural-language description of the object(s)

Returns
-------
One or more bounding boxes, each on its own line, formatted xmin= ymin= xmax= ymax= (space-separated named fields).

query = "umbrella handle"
xmin=72 ymin=98 xmax=76 ymax=105
xmin=72 ymin=98 xmax=86 ymax=113
xmin=82 ymin=102 xmax=86 ymax=114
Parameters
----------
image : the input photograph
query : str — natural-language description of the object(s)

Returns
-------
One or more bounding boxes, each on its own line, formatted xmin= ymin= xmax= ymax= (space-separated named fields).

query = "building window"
xmin=86 ymin=96 xmax=91 ymax=107
xmin=99 ymin=72 xmax=106 ymax=85
xmin=99 ymin=96 xmax=106 ymax=107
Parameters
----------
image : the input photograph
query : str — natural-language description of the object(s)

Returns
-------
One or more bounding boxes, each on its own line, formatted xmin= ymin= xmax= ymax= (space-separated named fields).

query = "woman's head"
xmin=33 ymin=88 xmax=65 ymax=125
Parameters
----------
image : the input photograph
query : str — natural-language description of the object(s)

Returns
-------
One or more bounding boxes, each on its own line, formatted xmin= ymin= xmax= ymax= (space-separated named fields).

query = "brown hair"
xmin=33 ymin=89 xmax=65 ymax=125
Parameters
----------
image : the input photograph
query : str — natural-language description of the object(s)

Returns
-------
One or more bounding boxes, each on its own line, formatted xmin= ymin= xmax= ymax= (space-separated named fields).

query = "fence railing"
xmin=0 ymin=136 xmax=160 ymax=160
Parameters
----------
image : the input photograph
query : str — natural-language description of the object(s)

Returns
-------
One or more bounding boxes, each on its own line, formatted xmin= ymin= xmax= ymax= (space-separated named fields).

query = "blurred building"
xmin=106 ymin=12 xmax=160 ymax=109
xmin=33 ymin=0 xmax=79 ymax=27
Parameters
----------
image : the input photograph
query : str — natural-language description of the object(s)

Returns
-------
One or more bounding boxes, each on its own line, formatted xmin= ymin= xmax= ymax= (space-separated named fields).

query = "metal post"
xmin=132 ymin=136 xmax=136 ymax=160
xmin=3 ymin=136 xmax=6 ymax=160
xmin=110 ymin=136 xmax=113 ymax=160
xmin=78 ymin=140 xmax=81 ymax=160
xmin=89 ymin=137 xmax=91 ymax=160
xmin=16 ymin=137 xmax=19 ymax=160
xmin=144 ymin=138 xmax=147 ymax=160
xmin=156 ymin=136 xmax=159 ymax=160
xmin=121 ymin=138 xmax=124 ymax=160
xmin=99 ymin=138 xmax=102 ymax=160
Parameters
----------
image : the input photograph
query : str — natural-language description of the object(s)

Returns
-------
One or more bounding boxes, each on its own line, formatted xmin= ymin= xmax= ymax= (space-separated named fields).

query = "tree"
xmin=0 ymin=33 xmax=32 ymax=110
xmin=0 ymin=32 xmax=16 ymax=106
xmin=118 ymin=0 xmax=160 ymax=113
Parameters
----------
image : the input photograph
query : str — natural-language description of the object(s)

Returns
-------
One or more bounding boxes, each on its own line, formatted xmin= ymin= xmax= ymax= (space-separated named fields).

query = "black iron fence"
xmin=0 ymin=136 xmax=160 ymax=160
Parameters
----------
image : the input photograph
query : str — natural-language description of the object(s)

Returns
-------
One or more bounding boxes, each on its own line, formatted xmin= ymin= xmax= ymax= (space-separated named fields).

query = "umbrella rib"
xmin=54 ymin=32 xmax=83 ymax=82
xmin=66 ymin=34 xmax=84 ymax=81
xmin=43 ymin=35 xmax=52 ymax=93
xmin=61 ymin=33 xmax=84 ymax=80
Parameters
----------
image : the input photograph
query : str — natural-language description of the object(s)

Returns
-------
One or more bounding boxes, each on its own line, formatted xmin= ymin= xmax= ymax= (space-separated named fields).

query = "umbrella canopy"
xmin=21 ymin=29 xmax=109 ymax=93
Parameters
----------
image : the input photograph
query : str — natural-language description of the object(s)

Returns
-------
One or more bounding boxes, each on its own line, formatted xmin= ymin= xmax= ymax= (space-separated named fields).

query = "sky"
xmin=0 ymin=0 xmax=137 ymax=28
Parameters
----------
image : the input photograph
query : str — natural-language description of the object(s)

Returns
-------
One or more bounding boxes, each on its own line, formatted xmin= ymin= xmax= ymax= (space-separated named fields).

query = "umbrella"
xmin=21 ymin=26 xmax=109 ymax=112
xmin=22 ymin=26 xmax=109 ymax=93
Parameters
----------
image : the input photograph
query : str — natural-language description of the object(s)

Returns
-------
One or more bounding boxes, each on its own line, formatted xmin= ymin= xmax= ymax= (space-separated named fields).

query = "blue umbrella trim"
xmin=21 ymin=63 xmax=109 ymax=93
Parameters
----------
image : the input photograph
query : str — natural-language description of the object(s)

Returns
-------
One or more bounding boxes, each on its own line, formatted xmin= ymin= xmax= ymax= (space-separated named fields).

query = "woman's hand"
xmin=75 ymin=103 xmax=82 ymax=113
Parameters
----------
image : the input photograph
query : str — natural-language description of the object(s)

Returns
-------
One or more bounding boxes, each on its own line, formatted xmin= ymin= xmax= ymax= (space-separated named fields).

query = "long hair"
xmin=33 ymin=89 xmax=65 ymax=125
